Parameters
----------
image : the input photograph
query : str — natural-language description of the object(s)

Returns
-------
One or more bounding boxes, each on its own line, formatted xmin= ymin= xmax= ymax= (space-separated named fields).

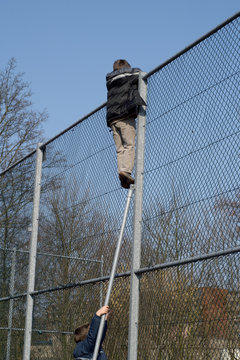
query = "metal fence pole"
xmin=100 ymin=255 xmax=104 ymax=307
xmin=23 ymin=144 xmax=43 ymax=360
xmin=92 ymin=186 xmax=134 ymax=360
xmin=6 ymin=247 xmax=16 ymax=360
xmin=128 ymin=72 xmax=147 ymax=360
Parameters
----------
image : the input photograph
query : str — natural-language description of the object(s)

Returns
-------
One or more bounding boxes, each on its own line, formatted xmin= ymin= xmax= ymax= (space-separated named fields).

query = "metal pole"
xmin=128 ymin=72 xmax=147 ymax=360
xmin=100 ymin=255 xmax=104 ymax=307
xmin=6 ymin=247 xmax=16 ymax=360
xmin=92 ymin=185 xmax=134 ymax=360
xmin=23 ymin=144 xmax=43 ymax=360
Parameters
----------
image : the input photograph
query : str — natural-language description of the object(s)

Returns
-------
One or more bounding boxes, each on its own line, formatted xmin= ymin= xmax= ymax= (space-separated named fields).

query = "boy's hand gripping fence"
xmin=92 ymin=185 xmax=135 ymax=360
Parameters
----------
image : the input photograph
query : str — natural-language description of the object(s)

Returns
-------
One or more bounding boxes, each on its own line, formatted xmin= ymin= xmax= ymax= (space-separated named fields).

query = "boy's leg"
xmin=117 ymin=118 xmax=136 ymax=174
xmin=111 ymin=123 xmax=124 ymax=174
xmin=111 ymin=122 xmax=133 ymax=189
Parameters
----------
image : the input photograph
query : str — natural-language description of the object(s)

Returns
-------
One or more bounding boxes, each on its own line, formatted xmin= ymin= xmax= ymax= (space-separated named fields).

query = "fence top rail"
xmin=0 ymin=102 xmax=107 ymax=177
xmin=43 ymin=101 xmax=107 ymax=147
xmin=0 ymin=149 xmax=37 ymax=177
xmin=144 ymin=11 xmax=240 ymax=80
xmin=1 ymin=11 xmax=239 ymax=177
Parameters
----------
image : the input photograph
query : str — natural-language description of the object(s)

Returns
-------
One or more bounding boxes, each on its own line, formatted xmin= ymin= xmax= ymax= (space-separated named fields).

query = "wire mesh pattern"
xmin=29 ymin=276 xmax=131 ymax=360
xmin=39 ymin=105 xmax=134 ymax=278
xmin=0 ymin=154 xmax=36 ymax=266
xmin=138 ymin=252 xmax=240 ymax=360
xmin=0 ymin=155 xmax=36 ymax=358
xmin=142 ymin=15 xmax=240 ymax=266
xmin=0 ymin=14 xmax=239 ymax=360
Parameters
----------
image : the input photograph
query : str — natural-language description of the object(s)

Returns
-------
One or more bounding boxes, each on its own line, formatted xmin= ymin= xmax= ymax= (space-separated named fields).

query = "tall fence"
xmin=0 ymin=13 xmax=239 ymax=360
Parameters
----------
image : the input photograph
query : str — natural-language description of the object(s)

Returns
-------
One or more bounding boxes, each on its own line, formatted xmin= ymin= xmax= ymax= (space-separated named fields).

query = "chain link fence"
xmin=143 ymin=14 xmax=239 ymax=263
xmin=138 ymin=252 xmax=240 ymax=360
xmin=0 ymin=13 xmax=239 ymax=360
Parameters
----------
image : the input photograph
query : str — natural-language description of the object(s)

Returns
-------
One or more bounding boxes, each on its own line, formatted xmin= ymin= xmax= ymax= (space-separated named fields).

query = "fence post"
xmin=128 ymin=72 xmax=147 ymax=360
xmin=23 ymin=144 xmax=43 ymax=360
xmin=6 ymin=247 xmax=16 ymax=360
xmin=100 ymin=255 xmax=104 ymax=307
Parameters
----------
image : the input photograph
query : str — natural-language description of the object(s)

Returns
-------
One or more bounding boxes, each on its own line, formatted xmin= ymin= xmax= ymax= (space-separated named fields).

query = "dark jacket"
xmin=106 ymin=67 xmax=146 ymax=127
xmin=73 ymin=314 xmax=107 ymax=360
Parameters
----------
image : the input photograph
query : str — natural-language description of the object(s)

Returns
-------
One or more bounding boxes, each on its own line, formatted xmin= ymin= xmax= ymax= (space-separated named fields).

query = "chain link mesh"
xmin=0 ymin=154 xmax=36 ymax=358
xmin=142 ymin=16 xmax=240 ymax=265
xmin=39 ymin=105 xmax=133 ymax=275
xmin=0 ymin=14 xmax=239 ymax=360
xmin=138 ymin=252 xmax=240 ymax=360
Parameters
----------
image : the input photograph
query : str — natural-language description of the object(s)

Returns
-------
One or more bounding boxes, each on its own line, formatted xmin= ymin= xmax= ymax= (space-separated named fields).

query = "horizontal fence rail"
xmin=0 ymin=12 xmax=239 ymax=360
xmin=1 ymin=245 xmax=240 ymax=302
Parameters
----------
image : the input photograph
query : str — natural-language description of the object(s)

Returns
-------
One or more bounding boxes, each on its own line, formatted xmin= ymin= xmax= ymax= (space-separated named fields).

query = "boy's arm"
xmin=82 ymin=307 xmax=109 ymax=353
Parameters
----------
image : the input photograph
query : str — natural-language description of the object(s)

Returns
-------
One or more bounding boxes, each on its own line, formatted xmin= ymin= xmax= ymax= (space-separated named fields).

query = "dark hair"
xmin=113 ymin=59 xmax=131 ymax=71
xmin=74 ymin=323 xmax=90 ymax=343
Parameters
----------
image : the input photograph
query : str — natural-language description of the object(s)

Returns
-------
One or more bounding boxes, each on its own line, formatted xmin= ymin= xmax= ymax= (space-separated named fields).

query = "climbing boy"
xmin=73 ymin=305 xmax=110 ymax=360
xmin=106 ymin=59 xmax=146 ymax=189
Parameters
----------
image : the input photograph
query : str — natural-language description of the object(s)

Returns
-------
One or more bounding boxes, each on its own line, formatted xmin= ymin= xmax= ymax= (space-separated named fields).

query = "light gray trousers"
xmin=111 ymin=118 xmax=136 ymax=174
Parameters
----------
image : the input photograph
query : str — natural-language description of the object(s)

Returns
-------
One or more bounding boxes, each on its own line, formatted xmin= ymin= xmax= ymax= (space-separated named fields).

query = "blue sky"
xmin=1 ymin=0 xmax=239 ymax=141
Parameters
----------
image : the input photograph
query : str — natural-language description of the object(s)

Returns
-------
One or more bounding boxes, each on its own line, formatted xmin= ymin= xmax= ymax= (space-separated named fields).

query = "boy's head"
xmin=113 ymin=59 xmax=131 ymax=71
xmin=74 ymin=323 xmax=90 ymax=343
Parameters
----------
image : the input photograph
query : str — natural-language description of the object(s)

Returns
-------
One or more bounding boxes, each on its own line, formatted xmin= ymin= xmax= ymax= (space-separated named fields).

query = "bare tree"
xmin=0 ymin=57 xmax=47 ymax=171
xmin=0 ymin=56 xmax=48 ymax=275
xmin=0 ymin=58 xmax=47 ymax=358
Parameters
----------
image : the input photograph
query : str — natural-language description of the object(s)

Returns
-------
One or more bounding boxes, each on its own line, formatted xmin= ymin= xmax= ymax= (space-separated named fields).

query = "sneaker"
xmin=120 ymin=179 xmax=130 ymax=189
xmin=118 ymin=173 xmax=130 ymax=189
xmin=119 ymin=172 xmax=135 ymax=185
